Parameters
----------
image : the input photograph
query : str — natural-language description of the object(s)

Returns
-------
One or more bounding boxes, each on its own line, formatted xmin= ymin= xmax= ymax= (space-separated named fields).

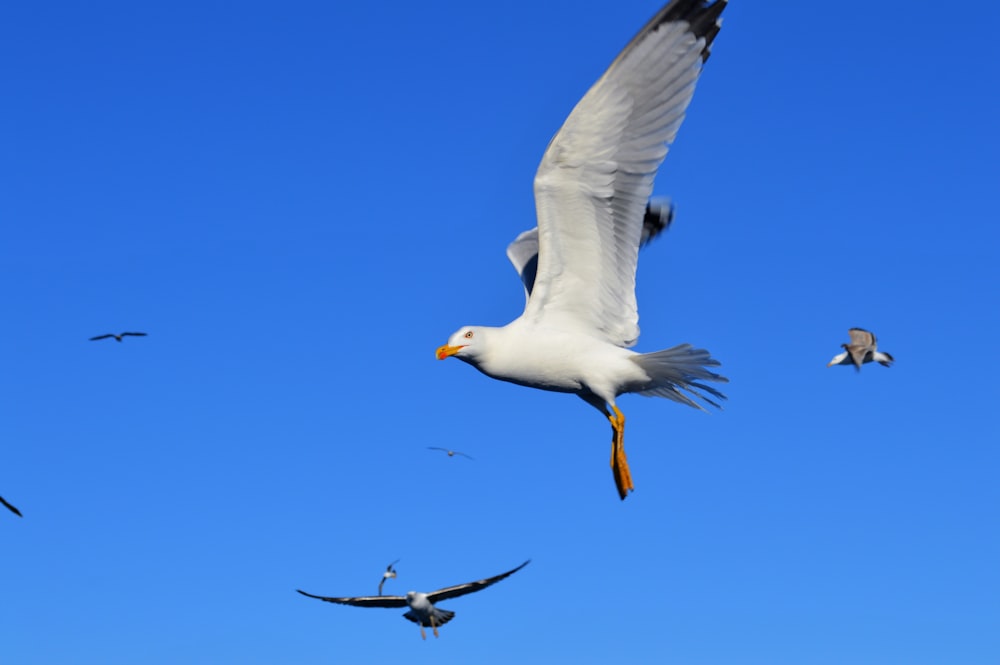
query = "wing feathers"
xmin=295 ymin=589 xmax=408 ymax=608
xmin=526 ymin=1 xmax=725 ymax=346
xmin=427 ymin=560 xmax=530 ymax=603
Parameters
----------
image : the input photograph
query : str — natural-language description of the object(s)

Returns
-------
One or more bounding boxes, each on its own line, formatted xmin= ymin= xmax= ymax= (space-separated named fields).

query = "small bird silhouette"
xmin=1 ymin=495 xmax=22 ymax=517
xmin=89 ymin=332 xmax=148 ymax=342
xmin=427 ymin=447 xmax=474 ymax=460
xmin=378 ymin=559 xmax=400 ymax=596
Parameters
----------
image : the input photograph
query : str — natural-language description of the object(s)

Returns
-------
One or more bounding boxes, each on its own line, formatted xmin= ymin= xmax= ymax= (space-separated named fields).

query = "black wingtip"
xmin=1 ymin=496 xmax=22 ymax=517
xmin=657 ymin=0 xmax=728 ymax=62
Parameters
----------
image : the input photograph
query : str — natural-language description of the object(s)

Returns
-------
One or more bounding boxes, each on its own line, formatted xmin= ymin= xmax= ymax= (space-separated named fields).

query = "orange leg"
xmin=608 ymin=405 xmax=634 ymax=499
xmin=431 ymin=616 xmax=439 ymax=638
xmin=419 ymin=624 xmax=426 ymax=640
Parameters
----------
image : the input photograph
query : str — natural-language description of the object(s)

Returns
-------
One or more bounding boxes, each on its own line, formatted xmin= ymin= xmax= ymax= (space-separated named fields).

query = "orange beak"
xmin=436 ymin=344 xmax=465 ymax=360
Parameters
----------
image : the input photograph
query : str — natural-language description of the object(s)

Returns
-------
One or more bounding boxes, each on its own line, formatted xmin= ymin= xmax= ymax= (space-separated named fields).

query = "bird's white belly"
xmin=475 ymin=327 xmax=641 ymax=395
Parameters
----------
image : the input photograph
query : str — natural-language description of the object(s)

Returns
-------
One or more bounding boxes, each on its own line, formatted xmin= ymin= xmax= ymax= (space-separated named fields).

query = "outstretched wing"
xmin=89 ymin=334 xmax=113 ymax=341
xmin=0 ymin=495 xmax=22 ymax=517
xmin=847 ymin=328 xmax=875 ymax=348
xmin=121 ymin=332 xmax=148 ymax=338
xmin=507 ymin=198 xmax=675 ymax=300
xmin=525 ymin=0 xmax=725 ymax=347
xmin=427 ymin=560 xmax=530 ymax=603
xmin=296 ymin=589 xmax=408 ymax=608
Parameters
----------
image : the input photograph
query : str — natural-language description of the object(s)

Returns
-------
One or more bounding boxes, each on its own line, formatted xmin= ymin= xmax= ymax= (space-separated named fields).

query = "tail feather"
xmin=631 ymin=343 xmax=728 ymax=411
xmin=874 ymin=351 xmax=894 ymax=367
xmin=403 ymin=608 xmax=456 ymax=627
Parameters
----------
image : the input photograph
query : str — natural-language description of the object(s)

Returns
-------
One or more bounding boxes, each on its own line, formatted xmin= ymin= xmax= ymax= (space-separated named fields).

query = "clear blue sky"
xmin=2 ymin=1 xmax=998 ymax=663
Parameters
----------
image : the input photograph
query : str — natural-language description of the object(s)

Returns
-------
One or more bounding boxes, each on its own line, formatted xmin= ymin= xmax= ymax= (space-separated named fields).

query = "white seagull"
xmin=378 ymin=559 xmax=399 ymax=596
xmin=298 ymin=560 xmax=529 ymax=640
xmin=827 ymin=328 xmax=894 ymax=371
xmin=437 ymin=0 xmax=728 ymax=500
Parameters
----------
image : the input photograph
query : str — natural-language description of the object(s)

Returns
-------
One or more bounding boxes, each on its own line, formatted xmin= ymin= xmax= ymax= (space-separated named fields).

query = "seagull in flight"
xmin=427 ymin=447 xmax=475 ymax=460
xmin=378 ymin=560 xmax=399 ymax=596
xmin=89 ymin=332 xmax=148 ymax=342
xmin=827 ymin=328 xmax=894 ymax=371
xmin=1 ymin=495 xmax=22 ymax=517
xmin=297 ymin=560 xmax=529 ymax=639
xmin=436 ymin=0 xmax=729 ymax=500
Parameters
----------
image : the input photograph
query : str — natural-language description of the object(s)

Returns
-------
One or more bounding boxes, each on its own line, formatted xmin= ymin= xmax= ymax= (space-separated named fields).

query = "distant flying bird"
xmin=297 ymin=560 xmax=530 ymax=640
xmin=378 ymin=560 xmax=399 ymax=596
xmin=1 ymin=495 xmax=22 ymax=517
xmin=436 ymin=0 xmax=729 ymax=501
xmin=89 ymin=332 xmax=148 ymax=342
xmin=427 ymin=447 xmax=475 ymax=460
xmin=827 ymin=328 xmax=894 ymax=371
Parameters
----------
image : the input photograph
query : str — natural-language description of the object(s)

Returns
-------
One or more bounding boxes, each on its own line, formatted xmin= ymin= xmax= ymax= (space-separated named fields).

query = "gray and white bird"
xmin=89 ymin=332 xmax=147 ymax=342
xmin=1 ymin=495 xmax=22 ymax=517
xmin=827 ymin=328 xmax=894 ymax=371
xmin=297 ymin=560 xmax=529 ymax=640
xmin=436 ymin=0 xmax=729 ymax=500
xmin=378 ymin=559 xmax=399 ymax=596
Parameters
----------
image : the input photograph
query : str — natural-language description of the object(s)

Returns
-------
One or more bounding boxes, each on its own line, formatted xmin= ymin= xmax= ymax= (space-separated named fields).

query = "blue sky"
xmin=2 ymin=1 xmax=999 ymax=663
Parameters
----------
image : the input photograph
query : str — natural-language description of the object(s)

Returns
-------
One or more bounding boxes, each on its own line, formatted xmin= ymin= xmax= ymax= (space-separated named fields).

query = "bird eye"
xmin=464 ymin=331 xmax=474 ymax=339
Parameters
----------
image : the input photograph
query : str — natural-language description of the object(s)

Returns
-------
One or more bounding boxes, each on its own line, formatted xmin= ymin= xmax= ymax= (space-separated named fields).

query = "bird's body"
xmin=456 ymin=322 xmax=646 ymax=394
xmin=1 ymin=495 xmax=22 ymax=517
xmin=400 ymin=591 xmax=456 ymax=635
xmin=297 ymin=560 xmax=529 ymax=640
xmin=437 ymin=0 xmax=729 ymax=499
xmin=89 ymin=332 xmax=147 ymax=342
xmin=827 ymin=328 xmax=894 ymax=371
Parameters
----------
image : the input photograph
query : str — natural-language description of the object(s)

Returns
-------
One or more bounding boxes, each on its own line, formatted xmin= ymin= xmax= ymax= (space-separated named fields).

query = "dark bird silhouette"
xmin=427 ymin=447 xmax=474 ymax=460
xmin=297 ymin=560 xmax=529 ymax=639
xmin=378 ymin=560 xmax=400 ymax=596
xmin=827 ymin=328 xmax=894 ymax=371
xmin=1 ymin=495 xmax=22 ymax=517
xmin=90 ymin=332 xmax=148 ymax=342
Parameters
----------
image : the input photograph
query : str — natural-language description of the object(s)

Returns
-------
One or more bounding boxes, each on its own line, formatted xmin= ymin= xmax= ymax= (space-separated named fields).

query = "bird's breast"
xmin=472 ymin=329 xmax=619 ymax=394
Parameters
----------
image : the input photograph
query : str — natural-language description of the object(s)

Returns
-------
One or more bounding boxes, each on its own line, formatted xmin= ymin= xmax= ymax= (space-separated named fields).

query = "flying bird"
xmin=89 ymin=332 xmax=148 ymax=342
xmin=297 ymin=560 xmax=530 ymax=640
xmin=378 ymin=559 xmax=399 ymax=596
xmin=827 ymin=328 xmax=894 ymax=371
xmin=427 ymin=447 xmax=475 ymax=460
xmin=1 ymin=495 xmax=22 ymax=517
xmin=436 ymin=0 xmax=729 ymax=500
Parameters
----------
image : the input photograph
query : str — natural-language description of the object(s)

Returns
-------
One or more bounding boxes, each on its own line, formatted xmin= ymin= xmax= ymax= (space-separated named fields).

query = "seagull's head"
xmin=436 ymin=326 xmax=487 ymax=364
xmin=827 ymin=350 xmax=848 ymax=367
